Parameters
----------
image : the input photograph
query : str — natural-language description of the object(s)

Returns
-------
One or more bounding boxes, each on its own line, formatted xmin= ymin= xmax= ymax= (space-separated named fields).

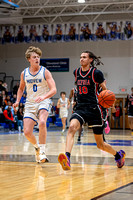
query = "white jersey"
xmin=24 ymin=66 xmax=49 ymax=103
xmin=60 ymin=97 xmax=68 ymax=112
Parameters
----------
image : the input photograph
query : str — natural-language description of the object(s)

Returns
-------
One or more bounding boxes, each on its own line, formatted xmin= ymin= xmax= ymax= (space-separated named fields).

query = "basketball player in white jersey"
xmin=57 ymin=92 xmax=70 ymax=133
xmin=13 ymin=46 xmax=57 ymax=163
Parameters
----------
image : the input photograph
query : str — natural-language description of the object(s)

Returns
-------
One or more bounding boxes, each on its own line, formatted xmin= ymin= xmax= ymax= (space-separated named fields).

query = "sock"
xmin=33 ymin=144 xmax=38 ymax=149
xmin=65 ymin=152 xmax=71 ymax=159
xmin=39 ymin=144 xmax=46 ymax=154
xmin=114 ymin=152 xmax=121 ymax=160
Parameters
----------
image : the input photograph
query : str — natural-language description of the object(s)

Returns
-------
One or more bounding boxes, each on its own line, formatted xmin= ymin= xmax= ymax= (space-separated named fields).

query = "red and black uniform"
xmin=70 ymin=66 xmax=105 ymax=134
xmin=125 ymin=94 xmax=133 ymax=116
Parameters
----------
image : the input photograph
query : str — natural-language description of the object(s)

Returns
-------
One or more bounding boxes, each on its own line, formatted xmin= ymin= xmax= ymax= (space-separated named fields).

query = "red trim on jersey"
xmin=75 ymin=68 xmax=78 ymax=83
xmin=80 ymin=67 xmax=92 ymax=78
xmin=92 ymin=68 xmax=98 ymax=83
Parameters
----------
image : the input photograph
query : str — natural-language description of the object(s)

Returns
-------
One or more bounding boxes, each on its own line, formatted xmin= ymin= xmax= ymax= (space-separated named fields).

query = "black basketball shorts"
xmin=70 ymin=105 xmax=104 ymax=135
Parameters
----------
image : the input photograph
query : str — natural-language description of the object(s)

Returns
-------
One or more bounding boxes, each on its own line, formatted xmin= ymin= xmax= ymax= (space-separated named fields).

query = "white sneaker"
xmin=61 ymin=129 xmax=65 ymax=133
xmin=35 ymin=147 xmax=40 ymax=163
xmin=40 ymin=152 xmax=49 ymax=163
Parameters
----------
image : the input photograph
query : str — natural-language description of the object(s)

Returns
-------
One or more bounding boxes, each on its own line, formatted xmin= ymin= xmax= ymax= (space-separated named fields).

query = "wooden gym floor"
xmin=0 ymin=127 xmax=133 ymax=200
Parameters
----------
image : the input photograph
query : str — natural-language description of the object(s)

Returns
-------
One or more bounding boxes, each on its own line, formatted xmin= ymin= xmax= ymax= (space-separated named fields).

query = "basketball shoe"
xmin=40 ymin=152 xmax=49 ymax=163
xmin=115 ymin=150 xmax=126 ymax=168
xmin=35 ymin=147 xmax=40 ymax=163
xmin=58 ymin=153 xmax=71 ymax=170
xmin=104 ymin=121 xmax=110 ymax=134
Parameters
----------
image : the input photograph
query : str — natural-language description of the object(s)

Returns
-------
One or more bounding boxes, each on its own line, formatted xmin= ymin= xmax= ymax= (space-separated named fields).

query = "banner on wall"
xmin=40 ymin=58 xmax=69 ymax=72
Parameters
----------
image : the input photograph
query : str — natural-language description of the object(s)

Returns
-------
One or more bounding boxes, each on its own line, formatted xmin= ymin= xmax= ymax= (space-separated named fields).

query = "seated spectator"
xmin=55 ymin=25 xmax=62 ymax=41
xmin=3 ymin=106 xmax=18 ymax=131
xmin=81 ymin=24 xmax=91 ymax=40
xmin=17 ymin=107 xmax=24 ymax=131
xmin=20 ymin=93 xmax=26 ymax=104
xmin=6 ymin=95 xmax=11 ymax=104
xmin=42 ymin=26 xmax=49 ymax=41
xmin=29 ymin=25 xmax=38 ymax=42
xmin=3 ymin=28 xmax=12 ymax=43
xmin=17 ymin=26 xmax=24 ymax=42
xmin=19 ymin=103 xmax=24 ymax=112
xmin=0 ymin=92 xmax=2 ymax=107
xmin=13 ymin=82 xmax=19 ymax=95
xmin=0 ymin=80 xmax=5 ymax=92
xmin=69 ymin=24 xmax=76 ymax=40
xmin=2 ymin=82 xmax=8 ymax=93
xmin=95 ymin=23 xmax=106 ymax=39
xmin=124 ymin=22 xmax=133 ymax=39
xmin=109 ymin=22 xmax=121 ymax=39
xmin=11 ymin=94 xmax=17 ymax=104
xmin=0 ymin=106 xmax=4 ymax=122
xmin=5 ymin=101 xmax=15 ymax=117
xmin=1 ymin=90 xmax=7 ymax=108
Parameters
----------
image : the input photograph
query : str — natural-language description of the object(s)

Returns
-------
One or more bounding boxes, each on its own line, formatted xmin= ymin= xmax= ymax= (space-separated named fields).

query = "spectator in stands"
xmin=17 ymin=107 xmax=24 ymax=131
xmin=0 ymin=80 xmax=5 ymax=92
xmin=55 ymin=25 xmax=62 ymax=41
xmin=13 ymin=82 xmax=19 ymax=95
xmin=3 ymin=27 xmax=12 ymax=43
xmin=0 ymin=105 xmax=4 ymax=122
xmin=3 ymin=106 xmax=17 ymax=131
xmin=81 ymin=24 xmax=91 ymax=40
xmin=20 ymin=93 xmax=26 ymax=104
xmin=0 ymin=92 xmax=2 ymax=107
xmin=11 ymin=94 xmax=17 ymax=104
xmin=5 ymin=101 xmax=15 ymax=117
xmin=1 ymin=90 xmax=7 ymax=108
xmin=6 ymin=95 xmax=11 ymax=104
xmin=109 ymin=22 xmax=121 ymax=39
xmin=69 ymin=24 xmax=76 ymax=40
xmin=95 ymin=23 xmax=106 ymax=39
xmin=17 ymin=26 xmax=24 ymax=42
xmin=29 ymin=25 xmax=38 ymax=42
xmin=42 ymin=26 xmax=49 ymax=41
xmin=124 ymin=22 xmax=133 ymax=39
xmin=112 ymin=101 xmax=122 ymax=129
xmin=19 ymin=102 xmax=24 ymax=111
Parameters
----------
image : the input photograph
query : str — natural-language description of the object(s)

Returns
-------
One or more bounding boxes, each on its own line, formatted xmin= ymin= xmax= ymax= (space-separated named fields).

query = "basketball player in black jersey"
xmin=124 ymin=87 xmax=133 ymax=136
xmin=58 ymin=51 xmax=125 ymax=170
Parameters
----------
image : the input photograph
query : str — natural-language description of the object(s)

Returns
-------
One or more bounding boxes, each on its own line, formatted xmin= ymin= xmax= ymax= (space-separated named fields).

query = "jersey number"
xmin=33 ymin=84 xmax=37 ymax=92
xmin=79 ymin=86 xmax=88 ymax=94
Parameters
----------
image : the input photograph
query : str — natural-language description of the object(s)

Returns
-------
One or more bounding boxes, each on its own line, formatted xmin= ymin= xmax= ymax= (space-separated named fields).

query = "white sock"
xmin=33 ymin=144 xmax=38 ymax=149
xmin=39 ymin=144 xmax=46 ymax=154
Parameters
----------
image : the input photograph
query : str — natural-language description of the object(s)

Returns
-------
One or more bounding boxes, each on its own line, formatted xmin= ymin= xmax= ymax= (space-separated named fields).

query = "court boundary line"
xmin=91 ymin=182 xmax=133 ymax=200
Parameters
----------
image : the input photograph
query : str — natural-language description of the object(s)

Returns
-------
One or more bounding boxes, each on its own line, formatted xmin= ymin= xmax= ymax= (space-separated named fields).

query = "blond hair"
xmin=25 ymin=46 xmax=42 ymax=60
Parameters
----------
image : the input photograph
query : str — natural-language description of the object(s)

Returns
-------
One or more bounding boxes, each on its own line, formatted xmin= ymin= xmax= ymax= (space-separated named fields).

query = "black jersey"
xmin=73 ymin=67 xmax=105 ymax=107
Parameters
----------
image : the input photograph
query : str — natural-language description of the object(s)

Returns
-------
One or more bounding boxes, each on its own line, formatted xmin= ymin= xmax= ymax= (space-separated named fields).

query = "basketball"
xmin=98 ymin=90 xmax=115 ymax=108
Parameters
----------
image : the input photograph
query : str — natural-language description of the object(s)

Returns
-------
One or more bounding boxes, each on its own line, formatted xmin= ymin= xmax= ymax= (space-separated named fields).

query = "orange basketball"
xmin=98 ymin=90 xmax=115 ymax=108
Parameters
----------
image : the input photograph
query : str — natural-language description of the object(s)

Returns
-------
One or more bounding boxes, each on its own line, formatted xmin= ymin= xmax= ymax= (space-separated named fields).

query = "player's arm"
xmin=94 ymin=69 xmax=107 ymax=90
xmin=35 ymin=69 xmax=57 ymax=103
xmin=13 ymin=71 xmax=25 ymax=109
xmin=57 ymin=99 xmax=61 ymax=108
xmin=67 ymin=98 xmax=70 ymax=109
xmin=100 ymin=80 xmax=107 ymax=90
xmin=69 ymin=89 xmax=73 ymax=102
